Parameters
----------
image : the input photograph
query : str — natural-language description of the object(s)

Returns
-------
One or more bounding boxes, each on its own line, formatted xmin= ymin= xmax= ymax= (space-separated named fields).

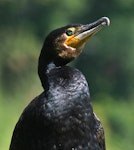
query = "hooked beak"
xmin=75 ymin=17 xmax=110 ymax=41
xmin=65 ymin=17 xmax=110 ymax=48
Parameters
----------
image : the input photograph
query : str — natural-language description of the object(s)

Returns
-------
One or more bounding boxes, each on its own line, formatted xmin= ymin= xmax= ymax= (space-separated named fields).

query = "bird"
xmin=9 ymin=17 xmax=110 ymax=150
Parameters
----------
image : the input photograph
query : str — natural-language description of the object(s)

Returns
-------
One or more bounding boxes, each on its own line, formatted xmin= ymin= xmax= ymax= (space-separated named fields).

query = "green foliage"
xmin=0 ymin=0 xmax=134 ymax=149
xmin=93 ymin=95 xmax=134 ymax=150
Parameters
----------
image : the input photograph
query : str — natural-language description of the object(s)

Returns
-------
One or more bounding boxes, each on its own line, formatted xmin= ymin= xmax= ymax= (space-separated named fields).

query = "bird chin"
xmin=63 ymin=43 xmax=76 ymax=51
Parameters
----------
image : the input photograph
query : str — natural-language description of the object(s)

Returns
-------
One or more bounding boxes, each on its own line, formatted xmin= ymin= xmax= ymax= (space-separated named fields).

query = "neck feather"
xmin=38 ymin=47 xmax=71 ymax=90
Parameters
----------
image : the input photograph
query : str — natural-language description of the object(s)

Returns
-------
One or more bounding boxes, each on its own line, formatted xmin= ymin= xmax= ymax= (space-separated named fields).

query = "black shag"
xmin=10 ymin=17 xmax=110 ymax=150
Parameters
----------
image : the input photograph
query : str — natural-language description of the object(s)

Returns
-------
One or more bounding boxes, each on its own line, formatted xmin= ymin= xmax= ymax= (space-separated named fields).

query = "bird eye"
xmin=66 ymin=30 xmax=73 ymax=36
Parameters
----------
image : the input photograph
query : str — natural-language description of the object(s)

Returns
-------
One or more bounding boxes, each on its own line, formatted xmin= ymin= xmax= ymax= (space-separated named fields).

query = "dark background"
xmin=0 ymin=0 xmax=134 ymax=149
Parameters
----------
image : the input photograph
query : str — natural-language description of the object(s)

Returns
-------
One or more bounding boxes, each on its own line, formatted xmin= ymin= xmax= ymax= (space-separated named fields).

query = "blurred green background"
xmin=0 ymin=0 xmax=134 ymax=149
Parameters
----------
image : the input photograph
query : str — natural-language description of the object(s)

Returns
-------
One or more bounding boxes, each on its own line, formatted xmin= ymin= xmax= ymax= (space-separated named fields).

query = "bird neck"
xmin=38 ymin=48 xmax=70 ymax=90
xmin=38 ymin=49 xmax=54 ymax=90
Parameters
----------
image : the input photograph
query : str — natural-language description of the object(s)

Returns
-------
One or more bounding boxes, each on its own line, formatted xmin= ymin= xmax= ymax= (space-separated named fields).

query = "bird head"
xmin=42 ymin=17 xmax=110 ymax=65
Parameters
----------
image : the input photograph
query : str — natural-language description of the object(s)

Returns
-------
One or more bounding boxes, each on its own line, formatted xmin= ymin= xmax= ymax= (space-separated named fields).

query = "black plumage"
xmin=10 ymin=17 xmax=110 ymax=150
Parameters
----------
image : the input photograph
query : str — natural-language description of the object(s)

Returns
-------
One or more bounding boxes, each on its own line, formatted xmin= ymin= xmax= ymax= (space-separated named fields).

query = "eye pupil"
xmin=66 ymin=30 xmax=73 ymax=36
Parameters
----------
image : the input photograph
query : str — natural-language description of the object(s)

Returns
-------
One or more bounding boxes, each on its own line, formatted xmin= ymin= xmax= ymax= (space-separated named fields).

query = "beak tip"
xmin=101 ymin=17 xmax=110 ymax=26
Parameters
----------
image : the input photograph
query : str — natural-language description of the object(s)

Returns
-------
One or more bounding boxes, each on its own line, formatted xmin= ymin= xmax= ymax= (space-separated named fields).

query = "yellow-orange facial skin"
xmin=57 ymin=34 xmax=86 ymax=60
xmin=65 ymin=34 xmax=93 ymax=49
xmin=57 ymin=31 xmax=94 ymax=60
